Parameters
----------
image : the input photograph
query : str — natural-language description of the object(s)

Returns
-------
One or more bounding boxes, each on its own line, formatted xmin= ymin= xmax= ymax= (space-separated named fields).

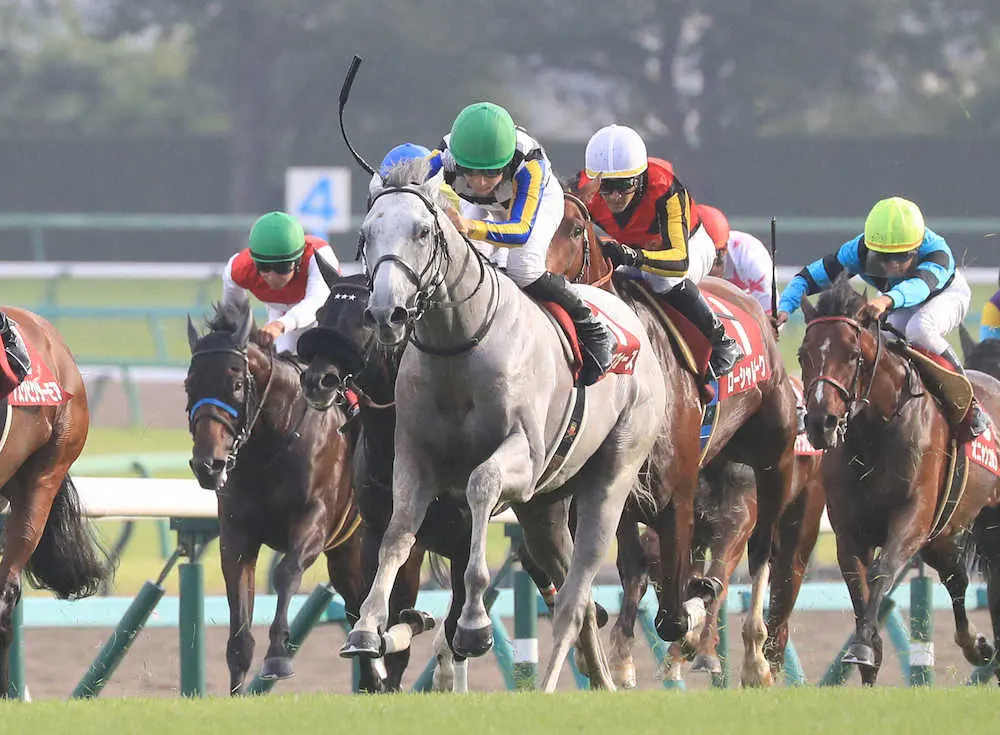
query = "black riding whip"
xmin=338 ymin=55 xmax=375 ymax=176
xmin=770 ymin=216 xmax=778 ymax=317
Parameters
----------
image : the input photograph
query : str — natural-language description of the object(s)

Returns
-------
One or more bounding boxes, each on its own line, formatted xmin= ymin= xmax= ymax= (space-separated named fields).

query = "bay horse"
xmin=798 ymin=276 xmax=1000 ymax=685
xmin=0 ymin=307 xmax=108 ymax=697
xmin=186 ymin=300 xmax=387 ymax=694
xmin=341 ymin=159 xmax=666 ymax=691
xmin=550 ymin=191 xmax=813 ymax=687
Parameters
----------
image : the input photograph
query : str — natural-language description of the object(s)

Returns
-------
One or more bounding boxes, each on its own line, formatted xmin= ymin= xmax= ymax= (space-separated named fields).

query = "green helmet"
xmin=449 ymin=102 xmax=517 ymax=170
xmin=864 ymin=197 xmax=925 ymax=254
xmin=248 ymin=212 xmax=306 ymax=263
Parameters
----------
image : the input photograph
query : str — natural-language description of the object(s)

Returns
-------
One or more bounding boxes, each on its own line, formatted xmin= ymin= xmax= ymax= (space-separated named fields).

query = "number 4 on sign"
xmin=298 ymin=177 xmax=337 ymax=221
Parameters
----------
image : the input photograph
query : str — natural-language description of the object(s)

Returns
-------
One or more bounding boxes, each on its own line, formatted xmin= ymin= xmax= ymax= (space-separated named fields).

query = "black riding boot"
xmin=524 ymin=272 xmax=614 ymax=386
xmin=0 ymin=311 xmax=29 ymax=381
xmin=941 ymin=346 xmax=989 ymax=437
xmin=664 ymin=279 xmax=744 ymax=379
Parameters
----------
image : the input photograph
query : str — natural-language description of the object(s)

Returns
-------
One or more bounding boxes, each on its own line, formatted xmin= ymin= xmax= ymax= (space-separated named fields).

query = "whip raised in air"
xmin=338 ymin=55 xmax=375 ymax=176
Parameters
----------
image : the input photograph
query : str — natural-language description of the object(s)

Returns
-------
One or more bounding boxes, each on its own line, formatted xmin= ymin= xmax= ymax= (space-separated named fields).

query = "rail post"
xmin=8 ymin=594 xmax=24 ymax=699
xmin=909 ymin=564 xmax=934 ymax=686
xmin=506 ymin=524 xmax=538 ymax=690
xmin=173 ymin=518 xmax=219 ymax=697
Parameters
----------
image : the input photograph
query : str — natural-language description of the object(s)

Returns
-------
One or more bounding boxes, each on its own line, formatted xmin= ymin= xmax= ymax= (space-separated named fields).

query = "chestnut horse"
xmin=550 ymin=192 xmax=810 ymax=686
xmin=0 ymin=307 xmax=108 ymax=697
xmin=186 ymin=300 xmax=389 ymax=694
xmin=798 ymin=277 xmax=1000 ymax=685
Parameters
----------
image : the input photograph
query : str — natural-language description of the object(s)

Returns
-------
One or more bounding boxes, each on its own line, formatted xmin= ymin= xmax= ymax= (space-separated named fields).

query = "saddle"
xmin=901 ymin=345 xmax=974 ymax=432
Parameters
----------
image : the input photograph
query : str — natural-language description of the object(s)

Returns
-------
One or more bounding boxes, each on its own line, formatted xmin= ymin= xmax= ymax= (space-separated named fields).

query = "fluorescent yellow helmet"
xmin=864 ymin=197 xmax=925 ymax=254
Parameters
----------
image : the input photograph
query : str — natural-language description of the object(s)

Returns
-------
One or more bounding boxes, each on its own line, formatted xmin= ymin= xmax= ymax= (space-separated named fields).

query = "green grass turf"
xmin=3 ymin=688 xmax=999 ymax=735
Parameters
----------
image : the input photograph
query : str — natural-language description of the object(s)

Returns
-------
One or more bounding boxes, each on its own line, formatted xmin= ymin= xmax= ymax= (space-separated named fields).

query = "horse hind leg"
xmin=608 ymin=508 xmax=648 ymax=689
xmin=921 ymin=537 xmax=993 ymax=667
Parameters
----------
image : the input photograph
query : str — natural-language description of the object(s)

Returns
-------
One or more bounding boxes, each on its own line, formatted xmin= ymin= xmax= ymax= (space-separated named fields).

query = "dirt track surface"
xmin=24 ymin=608 xmax=994 ymax=699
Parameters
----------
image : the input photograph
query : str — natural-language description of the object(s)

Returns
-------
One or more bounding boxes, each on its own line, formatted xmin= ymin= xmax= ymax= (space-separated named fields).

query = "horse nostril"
xmin=824 ymin=414 xmax=839 ymax=430
xmin=363 ymin=309 xmax=377 ymax=328
xmin=210 ymin=459 xmax=227 ymax=473
xmin=319 ymin=372 xmax=340 ymax=390
xmin=389 ymin=307 xmax=408 ymax=326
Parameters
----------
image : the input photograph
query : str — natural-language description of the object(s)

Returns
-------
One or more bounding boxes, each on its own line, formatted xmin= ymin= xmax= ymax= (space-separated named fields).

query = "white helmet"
xmin=585 ymin=125 xmax=648 ymax=179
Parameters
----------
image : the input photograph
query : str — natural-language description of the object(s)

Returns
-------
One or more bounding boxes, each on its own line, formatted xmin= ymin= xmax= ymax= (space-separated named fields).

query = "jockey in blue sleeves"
xmin=775 ymin=196 xmax=987 ymax=436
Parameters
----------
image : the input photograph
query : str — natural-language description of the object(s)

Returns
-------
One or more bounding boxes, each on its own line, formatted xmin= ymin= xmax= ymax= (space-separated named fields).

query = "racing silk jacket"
xmin=778 ymin=229 xmax=956 ymax=315
xmin=428 ymin=129 xmax=552 ymax=248
xmin=222 ymin=236 xmax=341 ymax=332
xmin=578 ymin=158 xmax=702 ymax=278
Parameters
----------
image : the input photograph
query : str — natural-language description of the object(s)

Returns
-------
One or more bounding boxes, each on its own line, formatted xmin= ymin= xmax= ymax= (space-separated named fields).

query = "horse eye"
xmin=572 ymin=226 xmax=584 ymax=238
xmin=418 ymin=224 xmax=432 ymax=239
xmin=233 ymin=380 xmax=243 ymax=393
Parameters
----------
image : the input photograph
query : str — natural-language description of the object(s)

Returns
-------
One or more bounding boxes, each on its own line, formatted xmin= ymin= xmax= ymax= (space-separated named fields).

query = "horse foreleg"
xmin=454 ymin=434 xmax=533 ymax=659
xmin=652 ymin=492 xmax=698 ymax=643
xmin=609 ymin=508 xmax=647 ymax=689
xmin=219 ymin=527 xmax=259 ymax=695
xmin=348 ymin=461 xmax=435 ymax=656
xmin=764 ymin=470 xmax=824 ymax=676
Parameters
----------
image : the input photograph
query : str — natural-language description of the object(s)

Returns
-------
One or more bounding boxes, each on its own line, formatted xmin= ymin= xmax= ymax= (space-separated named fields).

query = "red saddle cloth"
xmin=0 ymin=334 xmax=71 ymax=406
xmin=539 ymin=300 xmax=642 ymax=383
xmin=654 ymin=291 xmax=770 ymax=399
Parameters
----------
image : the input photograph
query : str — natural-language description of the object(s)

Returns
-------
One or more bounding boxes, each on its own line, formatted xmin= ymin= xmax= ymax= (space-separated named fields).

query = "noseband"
xmin=363 ymin=185 xmax=500 ymax=356
xmin=188 ymin=343 xmax=274 ymax=473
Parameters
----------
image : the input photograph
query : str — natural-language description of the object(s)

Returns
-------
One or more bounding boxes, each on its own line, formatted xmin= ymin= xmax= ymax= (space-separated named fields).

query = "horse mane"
xmin=205 ymin=300 xmax=253 ymax=335
xmin=812 ymin=273 xmax=865 ymax=319
xmin=966 ymin=338 xmax=1000 ymax=379
xmin=373 ymin=158 xmax=452 ymax=212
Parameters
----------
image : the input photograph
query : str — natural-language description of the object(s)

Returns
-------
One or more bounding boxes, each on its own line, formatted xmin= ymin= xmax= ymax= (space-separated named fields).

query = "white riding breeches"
xmin=886 ymin=270 xmax=971 ymax=355
xmin=623 ymin=225 xmax=716 ymax=293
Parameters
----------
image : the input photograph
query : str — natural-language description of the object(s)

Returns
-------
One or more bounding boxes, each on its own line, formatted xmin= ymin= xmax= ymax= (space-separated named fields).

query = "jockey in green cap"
xmin=221 ymin=211 xmax=341 ymax=355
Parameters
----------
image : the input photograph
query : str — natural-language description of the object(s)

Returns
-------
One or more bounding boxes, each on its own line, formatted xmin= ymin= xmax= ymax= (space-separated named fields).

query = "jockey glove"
xmin=602 ymin=240 xmax=644 ymax=269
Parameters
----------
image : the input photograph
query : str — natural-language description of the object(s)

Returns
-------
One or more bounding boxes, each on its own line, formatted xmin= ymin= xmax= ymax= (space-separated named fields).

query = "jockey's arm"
xmin=221 ymin=255 xmax=251 ymax=312
xmin=276 ymin=248 xmax=339 ymax=332
xmin=881 ymin=231 xmax=954 ymax=309
xmin=777 ymin=237 xmax=862 ymax=315
xmin=638 ymin=182 xmax=691 ymax=278
xmin=466 ymin=160 xmax=547 ymax=248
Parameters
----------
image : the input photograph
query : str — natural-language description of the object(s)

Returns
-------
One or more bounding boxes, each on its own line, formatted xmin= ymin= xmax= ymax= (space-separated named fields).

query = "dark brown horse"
xmin=551 ymin=192 xmax=808 ymax=686
xmin=798 ymin=277 xmax=1000 ymax=685
xmin=298 ymin=269 xmax=575 ymax=690
xmin=186 ymin=300 xmax=382 ymax=694
xmin=0 ymin=308 xmax=108 ymax=697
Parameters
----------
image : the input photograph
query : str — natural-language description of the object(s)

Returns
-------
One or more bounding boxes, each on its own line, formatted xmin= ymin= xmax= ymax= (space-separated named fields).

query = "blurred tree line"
xmin=3 ymin=0 xmax=1000 ymax=213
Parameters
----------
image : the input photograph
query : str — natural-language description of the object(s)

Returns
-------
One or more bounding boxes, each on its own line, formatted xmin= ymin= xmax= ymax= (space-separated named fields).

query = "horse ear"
xmin=234 ymin=300 xmax=253 ymax=348
xmin=959 ymin=323 xmax=977 ymax=360
xmin=316 ymin=254 xmax=340 ymax=288
xmin=575 ymin=171 xmax=600 ymax=206
xmin=800 ymin=297 xmax=817 ymax=323
xmin=187 ymin=315 xmax=199 ymax=353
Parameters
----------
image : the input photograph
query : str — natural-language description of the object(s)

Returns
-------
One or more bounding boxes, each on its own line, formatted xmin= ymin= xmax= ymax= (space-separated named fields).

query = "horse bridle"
xmin=563 ymin=192 xmax=613 ymax=290
xmin=802 ymin=316 xmax=886 ymax=438
xmin=187 ymin=343 xmax=274 ymax=472
xmin=363 ymin=185 xmax=500 ymax=356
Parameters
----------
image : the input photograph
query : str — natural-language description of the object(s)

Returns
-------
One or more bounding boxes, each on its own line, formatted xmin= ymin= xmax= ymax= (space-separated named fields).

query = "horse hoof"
xmin=453 ymin=624 xmax=493 ymax=658
xmin=400 ymin=608 xmax=436 ymax=635
xmin=259 ymin=656 xmax=295 ymax=681
xmin=595 ymin=603 xmax=609 ymax=629
xmin=341 ymin=629 xmax=383 ymax=659
xmin=842 ymin=642 xmax=875 ymax=667
xmin=691 ymin=653 xmax=723 ymax=674
xmin=654 ymin=613 xmax=686 ymax=643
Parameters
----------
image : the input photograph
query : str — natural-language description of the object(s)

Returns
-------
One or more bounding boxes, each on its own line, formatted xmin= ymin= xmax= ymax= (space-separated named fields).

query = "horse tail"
xmin=24 ymin=474 xmax=110 ymax=600
xmin=427 ymin=552 xmax=450 ymax=589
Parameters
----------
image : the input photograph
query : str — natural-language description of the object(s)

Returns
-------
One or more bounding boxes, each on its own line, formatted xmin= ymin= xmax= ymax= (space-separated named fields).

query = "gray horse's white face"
xmin=361 ymin=185 xmax=441 ymax=346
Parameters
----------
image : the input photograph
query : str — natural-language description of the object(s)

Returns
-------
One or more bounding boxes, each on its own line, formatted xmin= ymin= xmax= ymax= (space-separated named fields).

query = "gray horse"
xmin=340 ymin=159 xmax=666 ymax=691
